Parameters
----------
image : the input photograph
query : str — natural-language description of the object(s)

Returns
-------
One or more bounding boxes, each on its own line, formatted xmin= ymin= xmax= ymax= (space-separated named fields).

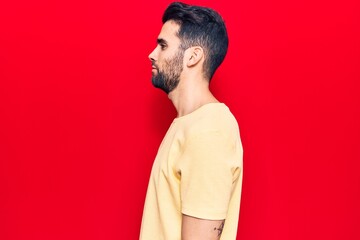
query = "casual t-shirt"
xmin=140 ymin=103 xmax=243 ymax=240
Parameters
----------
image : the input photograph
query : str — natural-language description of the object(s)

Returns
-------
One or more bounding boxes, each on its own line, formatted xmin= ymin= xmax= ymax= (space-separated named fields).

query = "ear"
xmin=186 ymin=46 xmax=204 ymax=67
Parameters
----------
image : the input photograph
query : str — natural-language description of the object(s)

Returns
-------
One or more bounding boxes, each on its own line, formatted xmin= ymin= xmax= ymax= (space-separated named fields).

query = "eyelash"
xmin=160 ymin=44 xmax=167 ymax=50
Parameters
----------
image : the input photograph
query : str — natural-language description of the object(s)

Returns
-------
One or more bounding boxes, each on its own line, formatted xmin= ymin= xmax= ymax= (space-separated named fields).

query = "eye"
xmin=160 ymin=44 xmax=167 ymax=50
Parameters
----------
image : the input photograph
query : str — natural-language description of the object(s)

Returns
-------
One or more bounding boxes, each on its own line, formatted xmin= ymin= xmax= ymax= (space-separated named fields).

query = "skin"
xmin=149 ymin=20 xmax=225 ymax=240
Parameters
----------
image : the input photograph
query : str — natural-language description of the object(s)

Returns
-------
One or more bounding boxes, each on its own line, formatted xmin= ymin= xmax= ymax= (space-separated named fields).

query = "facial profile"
xmin=149 ymin=20 xmax=184 ymax=94
xmin=151 ymin=48 xmax=184 ymax=94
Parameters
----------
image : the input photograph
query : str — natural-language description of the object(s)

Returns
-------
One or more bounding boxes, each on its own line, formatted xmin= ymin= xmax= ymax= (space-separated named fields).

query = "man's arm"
xmin=182 ymin=214 xmax=225 ymax=240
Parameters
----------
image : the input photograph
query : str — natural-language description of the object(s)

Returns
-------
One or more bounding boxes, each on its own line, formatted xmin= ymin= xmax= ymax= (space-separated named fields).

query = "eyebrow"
xmin=157 ymin=38 xmax=168 ymax=45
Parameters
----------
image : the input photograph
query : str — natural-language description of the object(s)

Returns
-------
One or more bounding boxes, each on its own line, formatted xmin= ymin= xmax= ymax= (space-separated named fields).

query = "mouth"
xmin=151 ymin=66 xmax=158 ymax=75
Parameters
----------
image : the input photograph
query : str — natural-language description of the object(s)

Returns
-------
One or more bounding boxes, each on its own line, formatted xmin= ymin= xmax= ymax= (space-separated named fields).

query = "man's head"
xmin=149 ymin=2 xmax=228 ymax=94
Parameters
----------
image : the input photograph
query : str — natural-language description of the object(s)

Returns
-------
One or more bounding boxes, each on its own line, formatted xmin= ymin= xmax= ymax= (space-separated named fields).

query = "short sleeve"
xmin=179 ymin=129 xmax=241 ymax=220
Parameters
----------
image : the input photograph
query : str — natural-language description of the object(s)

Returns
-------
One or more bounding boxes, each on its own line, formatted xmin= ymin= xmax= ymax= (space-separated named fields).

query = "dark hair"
xmin=162 ymin=2 xmax=228 ymax=81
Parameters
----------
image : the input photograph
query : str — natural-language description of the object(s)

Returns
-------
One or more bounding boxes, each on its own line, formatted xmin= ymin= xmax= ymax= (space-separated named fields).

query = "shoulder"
xmin=185 ymin=103 xmax=240 ymax=140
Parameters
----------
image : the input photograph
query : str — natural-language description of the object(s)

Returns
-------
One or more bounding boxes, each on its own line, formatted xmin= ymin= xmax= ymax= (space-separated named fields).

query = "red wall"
xmin=1 ymin=0 xmax=359 ymax=239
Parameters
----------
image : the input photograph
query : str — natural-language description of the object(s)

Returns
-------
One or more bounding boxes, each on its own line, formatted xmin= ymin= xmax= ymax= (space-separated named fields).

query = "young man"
xmin=140 ymin=2 xmax=243 ymax=240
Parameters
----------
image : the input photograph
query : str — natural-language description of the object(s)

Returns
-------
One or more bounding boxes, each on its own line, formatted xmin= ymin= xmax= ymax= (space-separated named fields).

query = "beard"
xmin=151 ymin=49 xmax=184 ymax=94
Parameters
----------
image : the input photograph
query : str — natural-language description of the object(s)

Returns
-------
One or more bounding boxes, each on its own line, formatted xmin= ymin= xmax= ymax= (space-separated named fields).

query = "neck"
xmin=168 ymin=77 xmax=219 ymax=118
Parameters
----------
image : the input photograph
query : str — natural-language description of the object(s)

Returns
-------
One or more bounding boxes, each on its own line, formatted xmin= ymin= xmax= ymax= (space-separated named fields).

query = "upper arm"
xmin=179 ymin=121 xmax=242 ymax=239
xmin=182 ymin=214 xmax=225 ymax=240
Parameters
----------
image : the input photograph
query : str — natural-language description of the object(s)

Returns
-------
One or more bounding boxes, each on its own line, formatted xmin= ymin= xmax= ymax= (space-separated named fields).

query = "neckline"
xmin=173 ymin=102 xmax=226 ymax=123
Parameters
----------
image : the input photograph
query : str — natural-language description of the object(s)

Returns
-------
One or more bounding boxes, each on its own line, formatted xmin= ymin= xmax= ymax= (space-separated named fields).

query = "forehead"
xmin=158 ymin=20 xmax=181 ymax=45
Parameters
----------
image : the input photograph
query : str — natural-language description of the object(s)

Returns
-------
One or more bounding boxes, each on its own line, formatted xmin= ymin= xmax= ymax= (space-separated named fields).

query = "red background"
xmin=1 ymin=0 xmax=359 ymax=239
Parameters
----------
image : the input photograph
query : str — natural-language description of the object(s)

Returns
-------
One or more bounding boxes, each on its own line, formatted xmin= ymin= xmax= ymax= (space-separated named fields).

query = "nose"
xmin=148 ymin=47 xmax=157 ymax=62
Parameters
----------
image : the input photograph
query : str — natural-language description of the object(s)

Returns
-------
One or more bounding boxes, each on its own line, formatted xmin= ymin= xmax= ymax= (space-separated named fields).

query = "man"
xmin=140 ymin=2 xmax=243 ymax=240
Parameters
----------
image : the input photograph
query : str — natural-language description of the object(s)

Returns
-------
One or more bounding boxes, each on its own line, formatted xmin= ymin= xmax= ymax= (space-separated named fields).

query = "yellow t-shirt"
xmin=140 ymin=103 xmax=243 ymax=240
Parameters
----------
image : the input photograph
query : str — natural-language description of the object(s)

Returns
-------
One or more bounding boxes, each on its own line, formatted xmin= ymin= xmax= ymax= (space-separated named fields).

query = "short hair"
xmin=162 ymin=2 xmax=228 ymax=81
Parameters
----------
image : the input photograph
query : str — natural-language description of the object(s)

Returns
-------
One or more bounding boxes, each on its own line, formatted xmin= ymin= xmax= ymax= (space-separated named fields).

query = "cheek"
xmin=157 ymin=58 xmax=168 ymax=70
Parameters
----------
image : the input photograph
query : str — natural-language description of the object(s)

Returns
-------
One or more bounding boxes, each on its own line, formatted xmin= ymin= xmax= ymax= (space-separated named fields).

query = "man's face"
xmin=149 ymin=21 xmax=184 ymax=94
